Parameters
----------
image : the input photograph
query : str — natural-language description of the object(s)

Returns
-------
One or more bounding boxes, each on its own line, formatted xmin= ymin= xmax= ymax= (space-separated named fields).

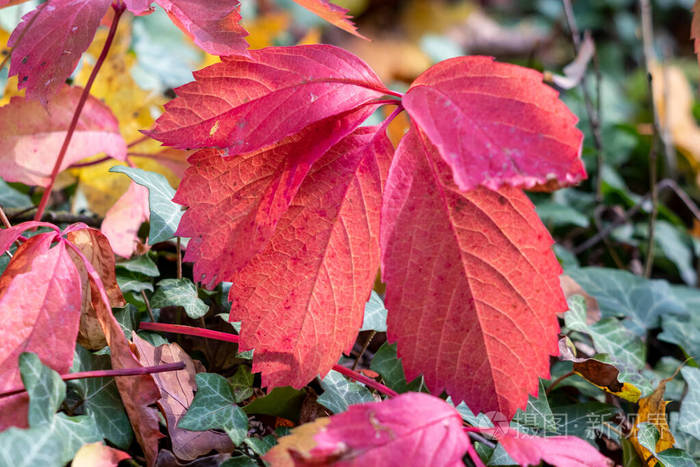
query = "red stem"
xmin=138 ymin=322 xmax=399 ymax=398
xmin=140 ymin=322 xmax=240 ymax=342
xmin=33 ymin=2 xmax=126 ymax=222
xmin=0 ymin=362 xmax=185 ymax=399
xmin=331 ymin=364 xmax=398 ymax=397
xmin=68 ymin=155 xmax=113 ymax=169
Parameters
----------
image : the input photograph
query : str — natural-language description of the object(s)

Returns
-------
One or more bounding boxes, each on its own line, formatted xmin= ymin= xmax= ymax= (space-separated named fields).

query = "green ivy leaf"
xmin=636 ymin=423 xmax=660 ymax=453
xmin=511 ymin=380 xmax=557 ymax=435
xmin=318 ymin=370 xmax=374 ymax=413
xmin=110 ymin=166 xmax=183 ymax=244
xmin=567 ymin=267 xmax=686 ymax=336
xmin=116 ymin=254 xmax=160 ymax=277
xmin=69 ymin=346 xmax=133 ymax=449
xmin=243 ymin=387 xmax=305 ymax=423
xmin=229 ymin=365 xmax=254 ymax=403
xmin=0 ymin=179 xmax=32 ymax=209
xmin=360 ymin=291 xmax=387 ymax=332
xmin=0 ymin=353 xmax=101 ymax=466
xmin=654 ymin=449 xmax=697 ymax=467
xmin=20 ymin=353 xmax=65 ymax=426
xmin=679 ymin=367 xmax=700 ymax=440
xmin=151 ymin=278 xmax=208 ymax=319
xmin=116 ymin=270 xmax=154 ymax=294
xmin=370 ymin=342 xmax=423 ymax=393
xmin=535 ymin=201 xmax=590 ymax=228
xmin=659 ymin=313 xmax=700 ymax=363
xmin=178 ymin=373 xmax=248 ymax=445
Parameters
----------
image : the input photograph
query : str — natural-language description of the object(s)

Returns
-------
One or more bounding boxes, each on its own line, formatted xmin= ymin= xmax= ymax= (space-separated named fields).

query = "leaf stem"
xmin=0 ymin=362 xmax=185 ymax=399
xmin=68 ymin=155 xmax=113 ymax=169
xmin=127 ymin=135 xmax=151 ymax=148
xmin=176 ymin=237 xmax=182 ymax=279
xmin=33 ymin=2 xmax=126 ymax=222
xmin=331 ymin=364 xmax=398 ymax=398
xmin=138 ymin=322 xmax=399 ymax=398
xmin=546 ymin=370 xmax=575 ymax=395
xmin=561 ymin=0 xmax=604 ymax=202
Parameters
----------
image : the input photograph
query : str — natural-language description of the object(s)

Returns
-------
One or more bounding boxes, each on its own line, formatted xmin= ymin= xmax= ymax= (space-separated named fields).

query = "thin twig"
xmin=561 ymin=0 xmax=605 ymax=201
xmin=352 ymin=330 xmax=376 ymax=370
xmin=547 ymin=371 xmax=575 ymax=395
xmin=127 ymin=135 xmax=151 ymax=148
xmin=139 ymin=322 xmax=400 ymax=398
xmin=572 ymin=179 xmax=700 ymax=254
xmin=9 ymin=210 xmax=101 ymax=227
xmin=0 ymin=206 xmax=12 ymax=229
xmin=141 ymin=290 xmax=155 ymax=322
xmin=0 ymin=206 xmax=14 ymax=258
xmin=0 ymin=362 xmax=185 ymax=399
xmin=33 ymin=2 xmax=126 ymax=222
xmin=176 ymin=237 xmax=182 ymax=280
xmin=68 ymin=155 xmax=113 ymax=169
xmin=639 ymin=0 xmax=660 ymax=278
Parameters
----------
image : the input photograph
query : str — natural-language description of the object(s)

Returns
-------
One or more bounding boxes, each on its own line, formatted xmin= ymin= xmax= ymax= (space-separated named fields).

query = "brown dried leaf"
xmin=66 ymin=228 xmax=125 ymax=350
xmin=67 ymin=227 xmax=162 ymax=466
xmin=132 ymin=334 xmax=234 ymax=461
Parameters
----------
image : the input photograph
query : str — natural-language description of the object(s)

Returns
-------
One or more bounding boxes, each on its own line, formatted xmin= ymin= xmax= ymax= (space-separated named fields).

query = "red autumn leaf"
xmin=7 ymin=0 xmax=112 ymax=103
xmin=132 ymin=335 xmax=234 ymax=460
xmin=265 ymin=393 xmax=469 ymax=466
xmin=174 ymin=107 xmax=376 ymax=288
xmin=0 ymin=231 xmax=82 ymax=430
xmin=402 ymin=56 xmax=585 ymax=191
xmin=490 ymin=427 xmax=612 ymax=467
xmin=0 ymin=86 xmax=127 ymax=187
xmin=147 ymin=45 xmax=389 ymax=153
xmin=156 ymin=0 xmax=249 ymax=56
xmin=291 ymin=0 xmax=365 ymax=39
xmin=101 ymin=181 xmax=150 ymax=258
xmin=380 ymin=126 xmax=563 ymax=418
xmin=66 ymin=227 xmax=163 ymax=466
xmin=228 ymin=126 xmax=391 ymax=388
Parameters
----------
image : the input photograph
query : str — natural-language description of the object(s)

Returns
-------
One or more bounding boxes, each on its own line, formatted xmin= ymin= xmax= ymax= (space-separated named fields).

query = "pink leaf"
xmin=101 ymin=182 xmax=150 ymax=258
xmin=174 ymin=107 xmax=376 ymax=288
xmin=147 ymin=45 xmax=388 ymax=153
xmin=491 ymin=427 xmax=612 ymax=467
xmin=124 ymin=0 xmax=154 ymax=15
xmin=8 ymin=0 xmax=112 ymax=103
xmin=291 ymin=0 xmax=365 ymax=39
xmin=0 ymin=86 xmax=127 ymax=187
xmin=402 ymin=56 xmax=585 ymax=191
xmin=0 ymin=234 xmax=82 ymax=429
xmin=155 ymin=0 xmax=248 ymax=56
xmin=268 ymin=393 xmax=469 ymax=466
xmin=380 ymin=126 xmax=564 ymax=418
xmin=229 ymin=126 xmax=391 ymax=388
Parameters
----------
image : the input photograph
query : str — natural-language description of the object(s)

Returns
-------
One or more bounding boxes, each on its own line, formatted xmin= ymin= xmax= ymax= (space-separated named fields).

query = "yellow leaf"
xmin=72 ymin=442 xmax=130 ymax=467
xmin=650 ymin=62 xmax=700 ymax=177
xmin=241 ymin=12 xmax=290 ymax=50
xmin=75 ymin=17 xmax=164 ymax=153
xmin=264 ymin=417 xmax=330 ymax=466
xmin=629 ymin=372 xmax=679 ymax=466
